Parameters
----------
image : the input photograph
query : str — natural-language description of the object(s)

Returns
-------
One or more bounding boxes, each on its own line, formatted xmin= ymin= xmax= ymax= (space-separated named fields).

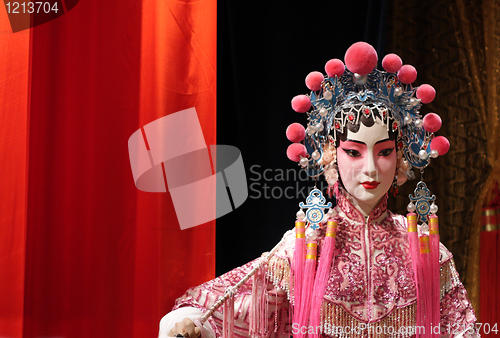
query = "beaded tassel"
xmin=429 ymin=215 xmax=440 ymax=336
xmin=407 ymin=213 xmax=421 ymax=338
xmin=222 ymin=288 xmax=235 ymax=338
xmin=293 ymin=220 xmax=306 ymax=337
xmin=309 ymin=220 xmax=338 ymax=338
xmin=296 ymin=241 xmax=317 ymax=338
xmin=419 ymin=235 xmax=432 ymax=338
xmin=249 ymin=261 xmax=269 ymax=338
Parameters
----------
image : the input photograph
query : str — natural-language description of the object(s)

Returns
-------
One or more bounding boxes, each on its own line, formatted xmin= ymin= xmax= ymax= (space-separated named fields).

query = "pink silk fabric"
xmin=173 ymin=192 xmax=479 ymax=337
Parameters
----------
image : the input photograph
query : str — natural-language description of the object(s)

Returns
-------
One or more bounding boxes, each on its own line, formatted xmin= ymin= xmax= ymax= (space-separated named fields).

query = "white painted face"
xmin=336 ymin=120 xmax=397 ymax=214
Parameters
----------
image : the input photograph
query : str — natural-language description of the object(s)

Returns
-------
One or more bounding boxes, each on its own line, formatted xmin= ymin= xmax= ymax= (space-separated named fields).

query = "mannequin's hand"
xmin=167 ymin=318 xmax=201 ymax=337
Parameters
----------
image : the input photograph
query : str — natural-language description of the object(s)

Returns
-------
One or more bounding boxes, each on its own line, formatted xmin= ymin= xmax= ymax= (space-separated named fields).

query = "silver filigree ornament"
xmin=408 ymin=181 xmax=436 ymax=224
xmin=299 ymin=188 xmax=332 ymax=230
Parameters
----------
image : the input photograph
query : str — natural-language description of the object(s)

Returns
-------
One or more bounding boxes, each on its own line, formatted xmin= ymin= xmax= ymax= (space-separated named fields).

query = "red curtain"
xmin=0 ymin=1 xmax=216 ymax=337
xmin=479 ymin=208 xmax=498 ymax=336
xmin=0 ymin=11 xmax=29 ymax=338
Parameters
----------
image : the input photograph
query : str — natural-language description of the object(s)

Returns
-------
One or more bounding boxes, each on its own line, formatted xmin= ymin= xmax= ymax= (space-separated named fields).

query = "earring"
xmin=390 ymin=174 xmax=400 ymax=197
xmin=322 ymin=146 xmax=338 ymax=199
xmin=324 ymin=162 xmax=338 ymax=185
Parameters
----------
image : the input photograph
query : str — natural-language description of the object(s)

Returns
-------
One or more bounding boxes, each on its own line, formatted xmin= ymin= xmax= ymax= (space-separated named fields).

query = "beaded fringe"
xmin=222 ymin=289 xmax=235 ymax=338
xmin=266 ymin=255 xmax=291 ymax=300
xmin=440 ymin=259 xmax=460 ymax=298
xmin=249 ymin=265 xmax=269 ymax=338
xmin=265 ymin=254 xmax=449 ymax=337
xmin=320 ymin=302 xmax=417 ymax=338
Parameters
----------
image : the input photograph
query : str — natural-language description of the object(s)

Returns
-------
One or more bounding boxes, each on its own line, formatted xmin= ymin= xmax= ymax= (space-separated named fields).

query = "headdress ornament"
xmin=286 ymin=41 xmax=450 ymax=225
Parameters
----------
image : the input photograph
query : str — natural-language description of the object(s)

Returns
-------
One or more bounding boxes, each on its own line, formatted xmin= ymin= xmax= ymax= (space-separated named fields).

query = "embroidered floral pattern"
xmin=323 ymin=193 xmax=417 ymax=322
xmin=170 ymin=191 xmax=478 ymax=337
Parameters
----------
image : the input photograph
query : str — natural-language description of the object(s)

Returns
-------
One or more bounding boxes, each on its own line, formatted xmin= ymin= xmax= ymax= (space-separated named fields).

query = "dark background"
xmin=216 ymin=0 xmax=388 ymax=275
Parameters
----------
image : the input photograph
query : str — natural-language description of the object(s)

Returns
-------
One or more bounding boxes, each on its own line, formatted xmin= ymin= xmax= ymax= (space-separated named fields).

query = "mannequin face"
xmin=337 ymin=120 xmax=397 ymax=214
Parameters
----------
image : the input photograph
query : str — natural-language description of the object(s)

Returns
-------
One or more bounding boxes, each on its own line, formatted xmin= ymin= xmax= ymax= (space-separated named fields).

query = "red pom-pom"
xmin=325 ymin=59 xmax=345 ymax=77
xmin=287 ymin=143 xmax=308 ymax=162
xmin=344 ymin=42 xmax=378 ymax=75
xmin=305 ymin=71 xmax=324 ymax=91
xmin=431 ymin=136 xmax=450 ymax=156
xmin=291 ymin=95 xmax=311 ymax=113
xmin=286 ymin=123 xmax=306 ymax=142
xmin=423 ymin=113 xmax=442 ymax=133
xmin=397 ymin=65 xmax=417 ymax=84
xmin=382 ymin=53 xmax=402 ymax=73
xmin=416 ymin=84 xmax=436 ymax=104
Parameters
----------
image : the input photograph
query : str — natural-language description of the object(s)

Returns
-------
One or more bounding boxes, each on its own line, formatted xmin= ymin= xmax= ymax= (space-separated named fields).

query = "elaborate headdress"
xmin=285 ymin=41 xmax=449 ymax=225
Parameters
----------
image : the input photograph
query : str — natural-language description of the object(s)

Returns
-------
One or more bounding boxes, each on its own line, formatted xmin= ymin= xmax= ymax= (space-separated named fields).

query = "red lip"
xmin=361 ymin=181 xmax=380 ymax=189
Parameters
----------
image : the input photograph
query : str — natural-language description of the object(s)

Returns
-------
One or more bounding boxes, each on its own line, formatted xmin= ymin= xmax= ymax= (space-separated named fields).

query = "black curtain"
xmin=216 ymin=0 xmax=388 ymax=275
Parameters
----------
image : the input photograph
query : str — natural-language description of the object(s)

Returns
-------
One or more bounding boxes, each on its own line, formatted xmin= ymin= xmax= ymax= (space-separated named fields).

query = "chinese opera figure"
xmin=158 ymin=42 xmax=480 ymax=338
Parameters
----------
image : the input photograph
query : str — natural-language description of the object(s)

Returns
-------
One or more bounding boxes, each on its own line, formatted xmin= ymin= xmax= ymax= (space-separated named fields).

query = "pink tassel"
xmin=249 ymin=260 xmax=269 ymax=338
xmin=429 ymin=215 xmax=440 ymax=337
xmin=293 ymin=220 xmax=306 ymax=337
xmin=419 ymin=235 xmax=432 ymax=338
xmin=309 ymin=220 xmax=338 ymax=337
xmin=297 ymin=241 xmax=317 ymax=337
xmin=222 ymin=288 xmax=235 ymax=338
xmin=407 ymin=213 xmax=422 ymax=338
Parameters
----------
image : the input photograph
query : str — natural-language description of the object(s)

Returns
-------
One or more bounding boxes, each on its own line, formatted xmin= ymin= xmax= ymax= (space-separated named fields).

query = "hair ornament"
xmin=286 ymin=41 xmax=449 ymax=224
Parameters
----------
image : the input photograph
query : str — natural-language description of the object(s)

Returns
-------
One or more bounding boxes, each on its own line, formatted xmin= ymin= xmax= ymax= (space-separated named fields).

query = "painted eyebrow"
xmin=343 ymin=138 xmax=392 ymax=145
xmin=375 ymin=138 xmax=393 ymax=145
xmin=344 ymin=139 xmax=364 ymax=145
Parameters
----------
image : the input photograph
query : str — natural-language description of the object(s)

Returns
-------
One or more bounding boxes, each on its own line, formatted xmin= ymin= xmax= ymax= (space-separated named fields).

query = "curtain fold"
xmin=0 ymin=10 xmax=30 ymax=338
xmin=0 ymin=1 xmax=216 ymax=337
xmin=388 ymin=0 xmax=492 ymax=315
xmin=454 ymin=0 xmax=500 ymax=327
xmin=480 ymin=207 xmax=498 ymax=336
xmin=388 ymin=0 xmax=500 ymax=321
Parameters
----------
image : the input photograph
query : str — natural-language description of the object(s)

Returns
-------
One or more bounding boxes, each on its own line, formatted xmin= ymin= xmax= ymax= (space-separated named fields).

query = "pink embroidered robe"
xmin=173 ymin=193 xmax=479 ymax=337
